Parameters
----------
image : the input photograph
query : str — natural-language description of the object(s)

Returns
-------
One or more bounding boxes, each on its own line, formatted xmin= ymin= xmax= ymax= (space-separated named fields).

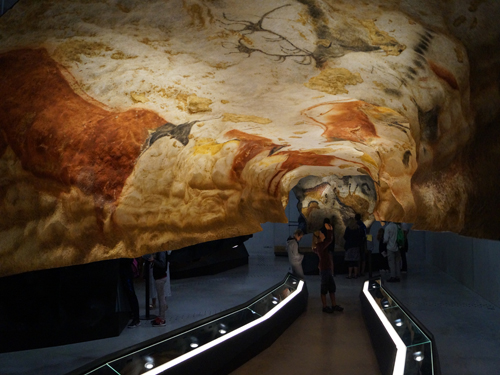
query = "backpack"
xmin=396 ymin=225 xmax=405 ymax=250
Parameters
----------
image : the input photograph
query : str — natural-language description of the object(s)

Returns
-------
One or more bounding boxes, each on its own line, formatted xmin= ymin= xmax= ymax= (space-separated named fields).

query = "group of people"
xmin=378 ymin=222 xmax=410 ymax=282
xmin=119 ymin=251 xmax=171 ymax=328
xmin=120 ymin=217 xmax=409 ymax=325
xmin=286 ymin=214 xmax=410 ymax=313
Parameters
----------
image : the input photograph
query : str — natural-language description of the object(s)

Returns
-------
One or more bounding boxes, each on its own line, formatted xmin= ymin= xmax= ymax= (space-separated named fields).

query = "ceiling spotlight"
xmin=394 ymin=318 xmax=403 ymax=327
xmin=413 ymin=351 xmax=424 ymax=362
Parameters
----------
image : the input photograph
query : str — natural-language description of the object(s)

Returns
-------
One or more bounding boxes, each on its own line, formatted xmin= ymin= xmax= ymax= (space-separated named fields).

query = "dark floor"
xmin=0 ymin=244 xmax=499 ymax=375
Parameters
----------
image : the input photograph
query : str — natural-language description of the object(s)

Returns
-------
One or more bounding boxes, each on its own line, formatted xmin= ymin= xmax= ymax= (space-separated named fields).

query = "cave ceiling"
xmin=0 ymin=0 xmax=499 ymax=276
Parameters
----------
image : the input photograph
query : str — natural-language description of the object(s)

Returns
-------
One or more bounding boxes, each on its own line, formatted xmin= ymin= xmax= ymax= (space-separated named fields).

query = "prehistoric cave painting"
xmin=0 ymin=0 xmax=496 ymax=278
xmin=302 ymin=100 xmax=411 ymax=143
xmin=219 ymin=1 xmax=407 ymax=68
xmin=402 ymin=31 xmax=438 ymax=85
xmin=0 ymin=48 xmax=168 ymax=204
xmin=143 ymin=120 xmax=198 ymax=151
xmin=224 ymin=130 xmax=370 ymax=198
xmin=303 ymin=101 xmax=378 ymax=143
xmin=220 ymin=4 xmax=322 ymax=66
xmin=293 ymin=174 xmax=377 ymax=249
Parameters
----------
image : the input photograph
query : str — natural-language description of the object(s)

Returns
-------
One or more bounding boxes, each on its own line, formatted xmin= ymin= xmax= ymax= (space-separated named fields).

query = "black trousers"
xmin=401 ymin=238 xmax=408 ymax=272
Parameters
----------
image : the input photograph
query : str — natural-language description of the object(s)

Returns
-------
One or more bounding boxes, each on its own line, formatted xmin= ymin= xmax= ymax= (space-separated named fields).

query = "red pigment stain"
xmin=0 ymin=48 xmax=167 ymax=203
xmin=225 ymin=130 xmax=282 ymax=179
xmin=269 ymin=150 xmax=369 ymax=196
xmin=268 ymin=150 xmax=336 ymax=197
xmin=428 ymin=60 xmax=459 ymax=90
xmin=303 ymin=101 xmax=378 ymax=143
xmin=226 ymin=130 xmax=371 ymax=197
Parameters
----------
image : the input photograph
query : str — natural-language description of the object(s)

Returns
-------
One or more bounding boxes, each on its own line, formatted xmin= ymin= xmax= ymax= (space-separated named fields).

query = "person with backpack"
xmin=148 ymin=251 xmax=169 ymax=327
xmin=383 ymin=221 xmax=401 ymax=282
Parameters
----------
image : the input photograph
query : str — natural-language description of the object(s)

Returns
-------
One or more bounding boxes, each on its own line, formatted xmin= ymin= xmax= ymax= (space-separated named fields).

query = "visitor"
xmin=401 ymin=223 xmax=412 ymax=273
xmin=286 ymin=229 xmax=305 ymax=278
xmin=355 ymin=213 xmax=368 ymax=276
xmin=312 ymin=223 xmax=344 ymax=313
xmin=148 ymin=251 xmax=169 ymax=327
xmin=320 ymin=218 xmax=336 ymax=274
xmin=383 ymin=221 xmax=401 ymax=282
xmin=343 ymin=218 xmax=364 ymax=279
xmin=141 ymin=255 xmax=157 ymax=310
xmin=377 ymin=228 xmax=389 ymax=273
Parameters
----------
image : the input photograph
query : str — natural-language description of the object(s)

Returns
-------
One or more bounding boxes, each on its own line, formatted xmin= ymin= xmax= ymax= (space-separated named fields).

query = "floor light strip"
xmin=362 ymin=280 xmax=406 ymax=375
xmin=142 ymin=280 xmax=304 ymax=375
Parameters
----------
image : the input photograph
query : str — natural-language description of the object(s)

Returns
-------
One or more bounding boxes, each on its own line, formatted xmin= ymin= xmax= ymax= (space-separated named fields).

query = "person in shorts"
xmin=313 ymin=223 xmax=344 ymax=314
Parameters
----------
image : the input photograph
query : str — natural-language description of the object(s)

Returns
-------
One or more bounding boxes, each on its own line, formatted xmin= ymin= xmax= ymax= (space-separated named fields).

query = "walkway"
xmin=0 ymin=244 xmax=499 ymax=375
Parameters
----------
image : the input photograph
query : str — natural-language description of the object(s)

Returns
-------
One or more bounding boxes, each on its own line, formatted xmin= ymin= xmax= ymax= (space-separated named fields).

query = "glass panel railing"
xmin=104 ymin=307 xmax=259 ymax=374
xmin=246 ymin=273 xmax=300 ymax=316
xmin=364 ymin=278 xmax=436 ymax=375
xmin=77 ymin=273 xmax=304 ymax=375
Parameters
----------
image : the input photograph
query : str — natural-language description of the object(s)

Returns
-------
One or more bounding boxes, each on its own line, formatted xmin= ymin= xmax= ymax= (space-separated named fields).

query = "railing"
xmin=69 ymin=273 xmax=307 ymax=375
xmin=361 ymin=278 xmax=441 ymax=375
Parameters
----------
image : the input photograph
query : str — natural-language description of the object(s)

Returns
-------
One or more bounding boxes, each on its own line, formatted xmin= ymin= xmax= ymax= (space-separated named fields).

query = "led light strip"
xmin=141 ymin=280 xmax=304 ymax=375
xmin=362 ymin=281 xmax=406 ymax=375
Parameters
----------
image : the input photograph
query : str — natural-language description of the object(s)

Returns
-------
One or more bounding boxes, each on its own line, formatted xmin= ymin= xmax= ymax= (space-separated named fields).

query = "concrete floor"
xmin=232 ymin=280 xmax=380 ymax=375
xmin=0 ymin=243 xmax=499 ymax=375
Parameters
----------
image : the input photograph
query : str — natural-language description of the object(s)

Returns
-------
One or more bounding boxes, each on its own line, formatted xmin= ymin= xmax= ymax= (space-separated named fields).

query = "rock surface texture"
xmin=0 ymin=0 xmax=499 ymax=276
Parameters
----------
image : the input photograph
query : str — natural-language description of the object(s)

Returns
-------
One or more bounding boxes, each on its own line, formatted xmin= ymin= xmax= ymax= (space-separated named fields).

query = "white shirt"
xmin=383 ymin=222 xmax=398 ymax=252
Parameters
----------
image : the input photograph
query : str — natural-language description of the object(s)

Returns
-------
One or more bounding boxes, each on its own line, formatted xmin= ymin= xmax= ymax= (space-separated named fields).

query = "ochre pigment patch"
xmin=222 ymin=113 xmax=273 ymax=124
xmin=225 ymin=130 xmax=280 ymax=179
xmin=305 ymin=68 xmax=363 ymax=95
xmin=130 ymin=92 xmax=150 ymax=103
xmin=193 ymin=138 xmax=225 ymax=155
xmin=187 ymin=94 xmax=213 ymax=113
xmin=359 ymin=19 xmax=406 ymax=56
xmin=52 ymin=39 xmax=113 ymax=63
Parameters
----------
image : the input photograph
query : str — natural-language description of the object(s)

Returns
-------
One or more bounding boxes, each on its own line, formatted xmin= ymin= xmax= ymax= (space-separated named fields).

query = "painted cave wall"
xmin=1 ymin=0 xmax=500 ymax=277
